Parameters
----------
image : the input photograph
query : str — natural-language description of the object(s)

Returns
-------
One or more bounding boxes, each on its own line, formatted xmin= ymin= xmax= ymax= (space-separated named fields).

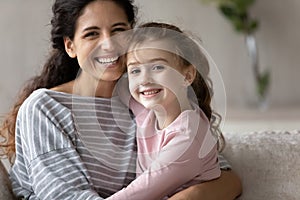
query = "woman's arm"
xmin=169 ymin=170 xmax=242 ymax=200
xmin=10 ymin=90 xmax=102 ymax=200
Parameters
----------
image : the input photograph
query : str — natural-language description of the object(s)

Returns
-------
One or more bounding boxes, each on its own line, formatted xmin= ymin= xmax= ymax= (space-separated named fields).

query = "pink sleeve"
xmin=128 ymin=98 xmax=145 ymax=117
xmin=106 ymin=109 xmax=220 ymax=200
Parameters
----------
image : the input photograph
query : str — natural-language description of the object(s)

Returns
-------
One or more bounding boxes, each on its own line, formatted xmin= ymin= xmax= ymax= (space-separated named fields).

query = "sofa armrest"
xmin=222 ymin=130 xmax=300 ymax=200
xmin=0 ymin=160 xmax=15 ymax=200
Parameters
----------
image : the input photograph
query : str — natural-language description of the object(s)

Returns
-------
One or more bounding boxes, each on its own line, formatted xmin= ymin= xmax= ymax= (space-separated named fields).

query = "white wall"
xmin=135 ymin=0 xmax=300 ymax=108
xmin=0 ymin=0 xmax=299 ymax=115
xmin=0 ymin=0 xmax=53 ymax=114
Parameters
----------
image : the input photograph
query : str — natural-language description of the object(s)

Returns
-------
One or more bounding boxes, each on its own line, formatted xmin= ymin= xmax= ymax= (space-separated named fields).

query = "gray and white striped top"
xmin=10 ymin=88 xmax=137 ymax=199
xmin=10 ymin=88 xmax=231 ymax=200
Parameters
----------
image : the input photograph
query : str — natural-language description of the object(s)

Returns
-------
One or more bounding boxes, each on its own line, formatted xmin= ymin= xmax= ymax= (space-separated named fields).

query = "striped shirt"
xmin=10 ymin=89 xmax=137 ymax=199
xmin=10 ymin=88 xmax=231 ymax=200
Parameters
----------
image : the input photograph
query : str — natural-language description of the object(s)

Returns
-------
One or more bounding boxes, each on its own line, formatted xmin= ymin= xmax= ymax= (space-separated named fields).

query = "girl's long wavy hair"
xmin=0 ymin=0 xmax=137 ymax=163
xmin=130 ymin=22 xmax=225 ymax=151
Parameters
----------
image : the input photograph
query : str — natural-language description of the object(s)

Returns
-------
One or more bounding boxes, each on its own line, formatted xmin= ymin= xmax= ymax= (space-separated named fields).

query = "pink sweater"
xmin=107 ymin=100 xmax=220 ymax=200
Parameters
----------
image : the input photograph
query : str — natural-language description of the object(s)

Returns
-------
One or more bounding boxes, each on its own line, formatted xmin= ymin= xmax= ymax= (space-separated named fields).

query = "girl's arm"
xmin=107 ymin=141 xmax=220 ymax=200
xmin=107 ymin=110 xmax=221 ymax=200
xmin=168 ymin=170 xmax=242 ymax=200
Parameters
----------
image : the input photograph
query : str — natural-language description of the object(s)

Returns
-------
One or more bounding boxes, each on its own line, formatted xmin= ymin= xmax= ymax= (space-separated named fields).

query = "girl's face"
xmin=64 ymin=0 xmax=131 ymax=82
xmin=127 ymin=41 xmax=194 ymax=110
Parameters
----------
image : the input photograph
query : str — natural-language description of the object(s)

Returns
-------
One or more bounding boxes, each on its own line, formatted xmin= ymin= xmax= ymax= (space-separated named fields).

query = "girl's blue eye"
xmin=152 ymin=65 xmax=165 ymax=70
xmin=130 ymin=68 xmax=141 ymax=74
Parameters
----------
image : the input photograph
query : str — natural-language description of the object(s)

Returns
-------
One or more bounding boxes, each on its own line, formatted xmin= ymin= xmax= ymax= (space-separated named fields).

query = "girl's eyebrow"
xmin=127 ymin=58 xmax=168 ymax=67
xmin=149 ymin=58 xmax=168 ymax=63
xmin=127 ymin=61 xmax=139 ymax=67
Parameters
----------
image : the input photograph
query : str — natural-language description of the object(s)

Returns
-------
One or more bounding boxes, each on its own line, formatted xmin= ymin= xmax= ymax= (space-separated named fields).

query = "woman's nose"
xmin=100 ymin=32 xmax=115 ymax=51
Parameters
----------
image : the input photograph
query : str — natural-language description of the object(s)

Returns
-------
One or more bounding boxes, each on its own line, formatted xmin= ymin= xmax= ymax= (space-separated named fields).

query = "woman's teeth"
xmin=96 ymin=56 xmax=118 ymax=64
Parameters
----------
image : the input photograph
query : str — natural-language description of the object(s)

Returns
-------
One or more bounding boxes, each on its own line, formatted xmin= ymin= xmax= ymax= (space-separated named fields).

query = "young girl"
xmin=109 ymin=22 xmax=225 ymax=200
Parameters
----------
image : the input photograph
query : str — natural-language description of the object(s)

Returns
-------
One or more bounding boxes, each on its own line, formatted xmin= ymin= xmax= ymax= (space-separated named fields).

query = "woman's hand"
xmin=168 ymin=170 xmax=242 ymax=200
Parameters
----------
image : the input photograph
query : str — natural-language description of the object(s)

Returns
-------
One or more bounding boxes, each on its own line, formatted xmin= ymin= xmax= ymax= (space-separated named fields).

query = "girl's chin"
xmin=140 ymin=101 xmax=164 ymax=110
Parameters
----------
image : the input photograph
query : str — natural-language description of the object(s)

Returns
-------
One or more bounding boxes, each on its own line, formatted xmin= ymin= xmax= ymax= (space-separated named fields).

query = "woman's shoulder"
xmin=19 ymin=88 xmax=70 ymax=115
xmin=22 ymin=88 xmax=52 ymax=105
xmin=23 ymin=88 xmax=63 ymax=104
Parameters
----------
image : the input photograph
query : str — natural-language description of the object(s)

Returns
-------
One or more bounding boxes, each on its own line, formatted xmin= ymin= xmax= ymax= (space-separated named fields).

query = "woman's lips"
xmin=95 ymin=56 xmax=119 ymax=68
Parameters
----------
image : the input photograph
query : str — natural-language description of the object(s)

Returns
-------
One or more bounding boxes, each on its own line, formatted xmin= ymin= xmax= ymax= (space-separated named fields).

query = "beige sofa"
xmin=1 ymin=130 xmax=300 ymax=200
xmin=222 ymin=130 xmax=300 ymax=200
xmin=0 ymin=161 xmax=15 ymax=200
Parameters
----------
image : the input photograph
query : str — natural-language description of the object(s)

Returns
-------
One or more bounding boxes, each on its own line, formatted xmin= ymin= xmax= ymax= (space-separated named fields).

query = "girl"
xmin=108 ymin=22 xmax=225 ymax=199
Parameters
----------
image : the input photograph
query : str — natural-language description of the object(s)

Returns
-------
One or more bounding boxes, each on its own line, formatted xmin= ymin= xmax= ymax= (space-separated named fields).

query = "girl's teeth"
xmin=143 ymin=90 xmax=159 ymax=95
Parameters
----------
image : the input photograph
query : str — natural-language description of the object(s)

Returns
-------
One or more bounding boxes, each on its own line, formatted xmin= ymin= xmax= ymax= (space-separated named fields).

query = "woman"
xmin=0 ymin=0 xmax=242 ymax=199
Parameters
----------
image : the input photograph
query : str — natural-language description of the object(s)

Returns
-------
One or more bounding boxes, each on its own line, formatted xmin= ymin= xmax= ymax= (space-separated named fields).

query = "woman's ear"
xmin=64 ymin=37 xmax=77 ymax=58
xmin=183 ymin=65 xmax=196 ymax=86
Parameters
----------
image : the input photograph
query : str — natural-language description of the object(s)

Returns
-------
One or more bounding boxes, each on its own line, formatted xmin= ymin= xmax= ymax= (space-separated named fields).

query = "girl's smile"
xmin=139 ymin=88 xmax=163 ymax=97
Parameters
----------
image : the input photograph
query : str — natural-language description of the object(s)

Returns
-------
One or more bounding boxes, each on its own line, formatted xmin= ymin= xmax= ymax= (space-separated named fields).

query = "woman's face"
xmin=64 ymin=0 xmax=131 ymax=82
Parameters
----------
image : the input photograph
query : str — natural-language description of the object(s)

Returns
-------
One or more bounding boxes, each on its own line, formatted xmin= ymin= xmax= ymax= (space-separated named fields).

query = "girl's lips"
xmin=140 ymin=89 xmax=162 ymax=97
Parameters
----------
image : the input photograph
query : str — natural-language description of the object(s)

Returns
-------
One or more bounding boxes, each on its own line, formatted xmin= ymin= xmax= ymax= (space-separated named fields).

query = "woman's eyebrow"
xmin=82 ymin=26 xmax=99 ymax=32
xmin=112 ymin=22 xmax=130 ymax=27
xmin=82 ymin=22 xmax=129 ymax=32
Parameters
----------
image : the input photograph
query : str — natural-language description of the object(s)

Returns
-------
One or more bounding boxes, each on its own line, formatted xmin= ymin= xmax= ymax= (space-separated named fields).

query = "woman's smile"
xmin=94 ymin=55 xmax=120 ymax=68
xmin=95 ymin=56 xmax=119 ymax=65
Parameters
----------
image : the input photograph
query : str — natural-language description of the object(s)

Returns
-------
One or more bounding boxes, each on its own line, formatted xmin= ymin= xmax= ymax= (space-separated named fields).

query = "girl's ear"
xmin=64 ymin=37 xmax=77 ymax=58
xmin=183 ymin=65 xmax=196 ymax=86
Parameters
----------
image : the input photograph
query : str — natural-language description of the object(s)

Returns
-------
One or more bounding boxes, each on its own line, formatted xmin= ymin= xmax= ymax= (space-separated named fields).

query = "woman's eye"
xmin=84 ymin=31 xmax=99 ymax=38
xmin=112 ymin=27 xmax=127 ymax=34
xmin=152 ymin=65 xmax=165 ymax=71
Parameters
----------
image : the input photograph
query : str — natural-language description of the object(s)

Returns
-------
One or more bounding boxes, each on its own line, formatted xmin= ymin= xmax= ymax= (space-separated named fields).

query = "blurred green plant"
xmin=202 ymin=0 xmax=258 ymax=33
xmin=201 ymin=0 xmax=270 ymax=102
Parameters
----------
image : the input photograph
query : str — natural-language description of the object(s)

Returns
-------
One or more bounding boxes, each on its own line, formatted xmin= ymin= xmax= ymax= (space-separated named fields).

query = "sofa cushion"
xmin=222 ymin=130 xmax=300 ymax=200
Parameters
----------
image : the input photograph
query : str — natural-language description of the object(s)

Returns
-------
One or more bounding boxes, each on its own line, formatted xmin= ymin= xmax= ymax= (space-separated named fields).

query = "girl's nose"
xmin=141 ymin=70 xmax=154 ymax=85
